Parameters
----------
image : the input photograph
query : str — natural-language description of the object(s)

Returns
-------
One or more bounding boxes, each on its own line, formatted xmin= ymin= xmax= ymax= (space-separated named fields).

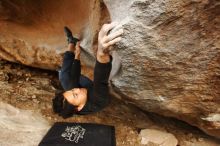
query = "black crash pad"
xmin=39 ymin=122 xmax=116 ymax=146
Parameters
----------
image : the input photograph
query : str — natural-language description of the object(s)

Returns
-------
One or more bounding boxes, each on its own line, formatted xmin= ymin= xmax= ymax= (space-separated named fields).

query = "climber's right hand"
xmin=97 ymin=22 xmax=124 ymax=57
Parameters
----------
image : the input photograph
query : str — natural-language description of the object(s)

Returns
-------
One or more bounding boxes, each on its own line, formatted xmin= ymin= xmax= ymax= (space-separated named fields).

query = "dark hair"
xmin=52 ymin=89 xmax=76 ymax=119
xmin=52 ymin=90 xmax=65 ymax=113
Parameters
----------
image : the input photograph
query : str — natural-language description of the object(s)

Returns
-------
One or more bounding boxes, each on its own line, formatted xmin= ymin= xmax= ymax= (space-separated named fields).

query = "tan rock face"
xmin=0 ymin=0 xmax=220 ymax=139
xmin=0 ymin=0 xmax=99 ymax=69
xmin=139 ymin=129 xmax=178 ymax=146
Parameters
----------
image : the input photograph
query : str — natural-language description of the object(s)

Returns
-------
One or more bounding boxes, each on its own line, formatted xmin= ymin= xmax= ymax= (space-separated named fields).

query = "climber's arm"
xmin=70 ymin=42 xmax=81 ymax=87
xmin=74 ymin=42 xmax=81 ymax=60
xmin=93 ymin=22 xmax=123 ymax=103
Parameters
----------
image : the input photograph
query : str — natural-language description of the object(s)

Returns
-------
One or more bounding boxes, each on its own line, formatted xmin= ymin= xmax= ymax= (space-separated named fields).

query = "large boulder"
xmin=104 ymin=0 xmax=220 ymax=138
xmin=0 ymin=0 xmax=220 ymax=139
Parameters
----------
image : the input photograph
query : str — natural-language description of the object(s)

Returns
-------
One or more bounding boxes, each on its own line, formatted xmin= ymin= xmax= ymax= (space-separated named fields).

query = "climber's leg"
xmin=59 ymin=26 xmax=80 ymax=90
xmin=59 ymin=50 xmax=75 ymax=90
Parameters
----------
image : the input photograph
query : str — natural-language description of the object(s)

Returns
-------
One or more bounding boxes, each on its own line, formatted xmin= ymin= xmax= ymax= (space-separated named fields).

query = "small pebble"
xmin=32 ymin=95 xmax=37 ymax=99
xmin=18 ymin=81 xmax=23 ymax=84
xmin=198 ymin=137 xmax=204 ymax=142
xmin=33 ymin=99 xmax=40 ymax=103
xmin=26 ymin=77 xmax=29 ymax=81
xmin=20 ymin=97 xmax=27 ymax=101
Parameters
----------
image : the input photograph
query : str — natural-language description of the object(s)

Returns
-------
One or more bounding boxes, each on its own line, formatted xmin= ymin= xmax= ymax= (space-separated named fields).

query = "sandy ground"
xmin=0 ymin=59 xmax=220 ymax=146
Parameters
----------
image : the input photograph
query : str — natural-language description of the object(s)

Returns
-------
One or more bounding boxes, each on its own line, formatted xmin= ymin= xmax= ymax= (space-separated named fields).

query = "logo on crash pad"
xmin=61 ymin=125 xmax=86 ymax=143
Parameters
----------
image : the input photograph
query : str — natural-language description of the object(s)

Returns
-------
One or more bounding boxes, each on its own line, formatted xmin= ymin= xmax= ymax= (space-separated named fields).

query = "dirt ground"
xmin=0 ymin=60 xmax=220 ymax=146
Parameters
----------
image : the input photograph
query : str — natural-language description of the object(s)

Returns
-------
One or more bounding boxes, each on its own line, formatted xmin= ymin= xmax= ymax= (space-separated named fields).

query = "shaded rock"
xmin=0 ymin=102 xmax=50 ymax=146
xmin=139 ymin=129 xmax=178 ymax=146
xmin=180 ymin=139 xmax=220 ymax=146
xmin=104 ymin=0 xmax=220 ymax=138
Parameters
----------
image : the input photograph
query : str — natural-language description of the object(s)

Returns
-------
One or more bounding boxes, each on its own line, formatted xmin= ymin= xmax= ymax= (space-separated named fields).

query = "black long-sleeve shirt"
xmin=72 ymin=58 xmax=112 ymax=115
xmin=77 ymin=58 xmax=112 ymax=115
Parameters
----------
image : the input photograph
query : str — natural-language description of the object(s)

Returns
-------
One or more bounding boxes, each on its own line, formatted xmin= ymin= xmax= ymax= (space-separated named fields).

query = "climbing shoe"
xmin=64 ymin=26 xmax=79 ymax=46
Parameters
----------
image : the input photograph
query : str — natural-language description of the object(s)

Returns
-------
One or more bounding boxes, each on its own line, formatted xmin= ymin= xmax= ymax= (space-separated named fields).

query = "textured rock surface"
xmin=0 ymin=0 xmax=220 ymax=139
xmin=0 ymin=102 xmax=50 ymax=146
xmin=104 ymin=0 xmax=220 ymax=138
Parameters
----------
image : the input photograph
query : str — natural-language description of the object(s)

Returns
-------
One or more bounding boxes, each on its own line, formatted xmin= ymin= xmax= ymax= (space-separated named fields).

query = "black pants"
xmin=59 ymin=51 xmax=93 ymax=90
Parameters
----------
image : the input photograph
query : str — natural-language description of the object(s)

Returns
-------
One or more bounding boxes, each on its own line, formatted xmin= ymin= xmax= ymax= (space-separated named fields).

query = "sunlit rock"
xmin=139 ymin=129 xmax=178 ymax=146
xmin=0 ymin=102 xmax=50 ymax=146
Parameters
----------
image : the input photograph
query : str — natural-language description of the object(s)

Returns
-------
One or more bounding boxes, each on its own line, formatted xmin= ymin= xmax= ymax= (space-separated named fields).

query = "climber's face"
xmin=63 ymin=88 xmax=88 ymax=107
xmin=71 ymin=88 xmax=87 ymax=100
